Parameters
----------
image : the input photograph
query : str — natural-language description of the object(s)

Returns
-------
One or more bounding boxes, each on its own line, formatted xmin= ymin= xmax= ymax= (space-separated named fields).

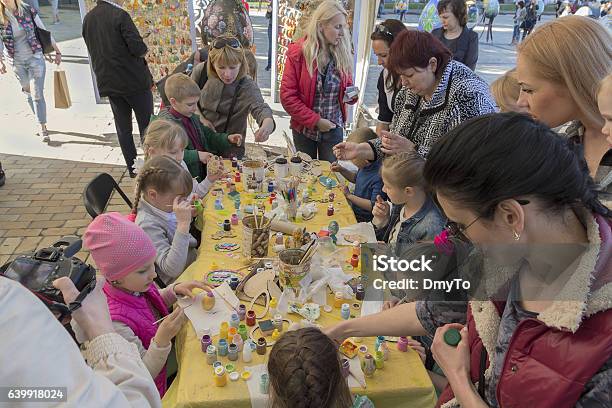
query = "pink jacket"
xmin=280 ymin=37 xmax=355 ymax=133
xmin=104 ymin=281 xmax=170 ymax=396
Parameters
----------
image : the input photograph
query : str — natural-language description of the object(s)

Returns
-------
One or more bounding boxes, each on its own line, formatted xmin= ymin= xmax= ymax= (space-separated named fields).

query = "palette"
xmin=205 ymin=270 xmax=242 ymax=287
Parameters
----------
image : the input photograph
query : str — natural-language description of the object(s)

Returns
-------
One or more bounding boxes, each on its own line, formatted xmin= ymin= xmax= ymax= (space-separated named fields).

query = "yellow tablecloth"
xmin=162 ymin=162 xmax=436 ymax=408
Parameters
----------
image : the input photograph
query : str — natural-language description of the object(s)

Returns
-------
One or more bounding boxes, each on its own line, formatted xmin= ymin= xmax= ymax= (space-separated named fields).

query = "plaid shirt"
xmin=303 ymin=59 xmax=344 ymax=141
xmin=0 ymin=6 xmax=42 ymax=59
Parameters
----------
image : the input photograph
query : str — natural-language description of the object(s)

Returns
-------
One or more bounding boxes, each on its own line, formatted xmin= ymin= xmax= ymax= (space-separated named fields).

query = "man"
xmin=265 ymin=2 xmax=272 ymax=71
xmin=82 ymin=0 xmax=153 ymax=177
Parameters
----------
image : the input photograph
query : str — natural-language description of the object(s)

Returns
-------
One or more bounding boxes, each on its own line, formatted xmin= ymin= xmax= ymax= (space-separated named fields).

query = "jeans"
xmin=108 ymin=89 xmax=153 ymax=172
xmin=12 ymin=54 xmax=47 ymax=124
xmin=23 ymin=0 xmax=40 ymax=12
xmin=292 ymin=127 xmax=343 ymax=163
xmin=266 ymin=23 xmax=272 ymax=68
xmin=512 ymin=24 xmax=520 ymax=42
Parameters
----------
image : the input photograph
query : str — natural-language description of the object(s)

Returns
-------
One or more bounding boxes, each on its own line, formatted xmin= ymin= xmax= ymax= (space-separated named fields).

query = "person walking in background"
xmin=511 ymin=1 xmax=526 ymax=44
xmin=82 ymin=0 xmax=154 ymax=177
xmin=49 ymin=0 xmax=59 ymax=24
xmin=522 ymin=0 xmax=538 ymax=39
xmin=0 ymin=0 xmax=62 ymax=142
xmin=398 ymin=0 xmax=408 ymax=21
xmin=265 ymin=1 xmax=272 ymax=71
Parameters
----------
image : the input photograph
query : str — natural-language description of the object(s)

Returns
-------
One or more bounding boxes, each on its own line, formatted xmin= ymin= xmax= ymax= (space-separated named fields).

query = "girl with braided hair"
xmin=133 ymin=155 xmax=198 ymax=286
xmin=268 ymin=327 xmax=374 ymax=408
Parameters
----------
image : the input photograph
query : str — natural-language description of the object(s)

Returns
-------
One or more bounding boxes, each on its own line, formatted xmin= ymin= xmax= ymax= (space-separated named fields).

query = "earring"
xmin=513 ymin=231 xmax=521 ymax=241
xmin=111 ymin=280 xmax=121 ymax=285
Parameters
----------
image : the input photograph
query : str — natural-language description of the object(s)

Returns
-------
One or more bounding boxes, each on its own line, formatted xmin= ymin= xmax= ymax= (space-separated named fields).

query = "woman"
xmin=280 ymin=0 xmax=358 ymax=162
xmin=432 ymin=0 xmax=478 ymax=70
xmin=483 ymin=0 xmax=499 ymax=43
xmin=333 ymin=30 xmax=495 ymax=161
xmin=196 ymin=35 xmax=275 ymax=158
xmin=0 ymin=0 xmax=61 ymax=142
xmin=326 ymin=112 xmax=612 ymax=407
xmin=371 ymin=19 xmax=408 ymax=135
xmin=522 ymin=1 xmax=537 ymax=39
xmin=516 ymin=15 xmax=612 ymax=203
xmin=510 ymin=1 xmax=526 ymax=45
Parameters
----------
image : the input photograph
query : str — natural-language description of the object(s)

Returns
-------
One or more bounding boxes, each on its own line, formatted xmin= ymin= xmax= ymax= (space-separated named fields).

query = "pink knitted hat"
xmin=83 ymin=212 xmax=157 ymax=281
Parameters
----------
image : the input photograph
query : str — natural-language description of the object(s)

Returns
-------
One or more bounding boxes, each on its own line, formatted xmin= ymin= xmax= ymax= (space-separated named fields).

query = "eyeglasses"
xmin=445 ymin=199 xmax=530 ymax=242
xmin=211 ymin=37 xmax=241 ymax=50
xmin=374 ymin=24 xmax=393 ymax=39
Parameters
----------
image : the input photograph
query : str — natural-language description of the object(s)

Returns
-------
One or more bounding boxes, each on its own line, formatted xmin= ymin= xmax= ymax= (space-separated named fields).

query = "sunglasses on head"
xmin=211 ymin=37 xmax=241 ymax=50
xmin=374 ymin=23 xmax=393 ymax=39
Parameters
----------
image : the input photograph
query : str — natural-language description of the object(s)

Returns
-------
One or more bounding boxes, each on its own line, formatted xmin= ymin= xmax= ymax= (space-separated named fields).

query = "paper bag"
xmin=54 ymin=70 xmax=72 ymax=109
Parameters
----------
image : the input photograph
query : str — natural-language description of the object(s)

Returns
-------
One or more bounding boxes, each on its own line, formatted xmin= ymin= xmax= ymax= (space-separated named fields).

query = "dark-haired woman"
xmin=432 ymin=0 xmax=478 ymax=70
xmin=334 ymin=30 xmax=495 ymax=161
xmin=326 ymin=112 xmax=612 ymax=407
xmin=371 ymin=19 xmax=408 ymax=135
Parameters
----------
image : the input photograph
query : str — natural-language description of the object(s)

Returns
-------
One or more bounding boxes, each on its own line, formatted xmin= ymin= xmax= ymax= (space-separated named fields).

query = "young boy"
xmin=157 ymin=73 xmax=242 ymax=180
xmin=331 ymin=128 xmax=384 ymax=223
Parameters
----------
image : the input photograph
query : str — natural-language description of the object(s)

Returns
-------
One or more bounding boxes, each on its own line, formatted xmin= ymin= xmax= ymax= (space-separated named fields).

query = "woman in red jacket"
xmin=280 ymin=0 xmax=357 ymax=162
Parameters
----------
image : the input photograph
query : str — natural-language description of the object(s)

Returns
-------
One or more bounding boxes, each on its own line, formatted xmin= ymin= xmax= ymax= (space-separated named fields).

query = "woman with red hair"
xmin=334 ymin=30 xmax=495 ymax=162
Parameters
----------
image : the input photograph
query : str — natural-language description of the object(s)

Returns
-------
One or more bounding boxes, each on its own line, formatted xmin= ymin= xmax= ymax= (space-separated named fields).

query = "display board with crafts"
xmin=79 ymin=0 xmax=197 ymax=82
xmin=161 ymin=149 xmax=437 ymax=407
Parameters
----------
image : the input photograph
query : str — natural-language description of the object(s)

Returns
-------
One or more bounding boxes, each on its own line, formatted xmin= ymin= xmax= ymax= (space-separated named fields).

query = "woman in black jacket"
xmin=431 ymin=0 xmax=478 ymax=70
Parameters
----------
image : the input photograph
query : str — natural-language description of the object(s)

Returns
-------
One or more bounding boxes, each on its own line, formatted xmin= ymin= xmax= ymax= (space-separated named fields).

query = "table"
xmin=162 ymin=161 xmax=437 ymax=408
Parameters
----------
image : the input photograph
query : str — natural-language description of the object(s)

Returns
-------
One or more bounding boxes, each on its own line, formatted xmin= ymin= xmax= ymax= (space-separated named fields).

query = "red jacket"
xmin=280 ymin=37 xmax=355 ymax=133
xmin=437 ymin=213 xmax=612 ymax=408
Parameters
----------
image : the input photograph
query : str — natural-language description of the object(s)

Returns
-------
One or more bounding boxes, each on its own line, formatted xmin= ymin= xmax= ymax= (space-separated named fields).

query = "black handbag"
xmin=28 ymin=8 xmax=54 ymax=54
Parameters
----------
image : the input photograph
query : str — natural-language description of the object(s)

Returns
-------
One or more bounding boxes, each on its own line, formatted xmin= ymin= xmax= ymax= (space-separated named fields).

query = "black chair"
xmin=83 ymin=173 xmax=133 ymax=219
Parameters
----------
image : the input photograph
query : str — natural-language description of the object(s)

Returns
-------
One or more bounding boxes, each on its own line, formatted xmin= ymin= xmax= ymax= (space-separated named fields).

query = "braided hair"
xmin=424 ymin=112 xmax=611 ymax=219
xmin=268 ymin=327 xmax=353 ymax=408
xmin=132 ymin=156 xmax=193 ymax=217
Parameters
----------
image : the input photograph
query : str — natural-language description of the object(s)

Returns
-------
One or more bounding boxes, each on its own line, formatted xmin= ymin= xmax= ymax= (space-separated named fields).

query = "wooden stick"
xmin=299 ymin=239 xmax=317 ymax=265
xmin=263 ymin=213 xmax=277 ymax=228
xmin=253 ymin=207 xmax=259 ymax=229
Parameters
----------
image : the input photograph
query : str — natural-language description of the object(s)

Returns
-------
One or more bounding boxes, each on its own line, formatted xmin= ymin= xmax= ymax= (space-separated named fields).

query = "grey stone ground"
xmin=0 ymin=7 xmax=552 ymax=166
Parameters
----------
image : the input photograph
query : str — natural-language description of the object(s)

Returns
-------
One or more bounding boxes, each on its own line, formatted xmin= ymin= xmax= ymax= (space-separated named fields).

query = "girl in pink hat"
xmin=81 ymin=212 xmax=211 ymax=397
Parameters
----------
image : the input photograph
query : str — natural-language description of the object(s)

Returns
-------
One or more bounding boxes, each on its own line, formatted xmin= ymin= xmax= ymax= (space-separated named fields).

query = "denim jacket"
xmin=376 ymin=195 xmax=446 ymax=254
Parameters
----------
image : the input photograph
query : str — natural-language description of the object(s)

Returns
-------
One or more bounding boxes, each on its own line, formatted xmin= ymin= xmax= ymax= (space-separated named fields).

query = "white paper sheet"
xmin=336 ymin=222 xmax=378 ymax=245
xmin=347 ymin=356 xmax=367 ymax=389
xmin=178 ymin=291 xmax=234 ymax=338
xmin=244 ymin=364 xmax=270 ymax=408
xmin=360 ymin=300 xmax=383 ymax=317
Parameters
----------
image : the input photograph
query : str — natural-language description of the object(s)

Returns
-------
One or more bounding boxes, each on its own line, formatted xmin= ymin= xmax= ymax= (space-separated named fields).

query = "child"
xmin=373 ymin=152 xmax=446 ymax=252
xmin=134 ymin=155 xmax=198 ymax=286
xmin=140 ymin=119 xmax=225 ymax=198
xmin=596 ymin=72 xmax=612 ymax=205
xmin=157 ymin=73 xmax=241 ymax=181
xmin=197 ymin=35 xmax=276 ymax=158
xmin=268 ymin=327 xmax=374 ymax=408
xmin=81 ymin=212 xmax=211 ymax=396
xmin=490 ymin=68 xmax=526 ymax=113
xmin=331 ymin=128 xmax=383 ymax=222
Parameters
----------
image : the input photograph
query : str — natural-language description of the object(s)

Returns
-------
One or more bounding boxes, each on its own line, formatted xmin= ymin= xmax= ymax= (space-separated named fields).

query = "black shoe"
xmin=0 ymin=163 xmax=5 ymax=187
xmin=129 ymin=170 xmax=137 ymax=179
xmin=265 ymin=66 xmax=271 ymax=71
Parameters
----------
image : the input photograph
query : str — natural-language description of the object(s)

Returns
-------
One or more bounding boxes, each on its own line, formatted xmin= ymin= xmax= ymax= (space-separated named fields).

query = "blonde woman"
xmin=0 ymin=0 xmax=61 ymax=142
xmin=194 ymin=35 xmax=275 ymax=158
xmin=280 ymin=0 xmax=357 ymax=162
xmin=516 ymin=15 xmax=612 ymax=200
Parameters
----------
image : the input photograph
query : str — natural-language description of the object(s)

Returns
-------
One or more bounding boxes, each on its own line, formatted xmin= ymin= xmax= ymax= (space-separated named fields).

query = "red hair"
xmin=388 ymin=30 xmax=452 ymax=79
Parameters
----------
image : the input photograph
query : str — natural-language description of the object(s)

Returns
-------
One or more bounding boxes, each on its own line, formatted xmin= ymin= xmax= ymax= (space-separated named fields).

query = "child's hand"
xmin=254 ymin=119 xmax=274 ymax=142
xmin=372 ymin=195 xmax=390 ymax=225
xmin=406 ymin=338 xmax=426 ymax=364
xmin=330 ymin=161 xmax=343 ymax=172
xmin=173 ymin=197 xmax=193 ymax=231
xmin=342 ymin=185 xmax=350 ymax=196
xmin=198 ymin=151 xmax=213 ymax=164
xmin=154 ymin=307 xmax=186 ymax=347
xmin=228 ymin=134 xmax=242 ymax=146
xmin=206 ymin=157 xmax=225 ymax=181
xmin=173 ymin=281 xmax=213 ymax=299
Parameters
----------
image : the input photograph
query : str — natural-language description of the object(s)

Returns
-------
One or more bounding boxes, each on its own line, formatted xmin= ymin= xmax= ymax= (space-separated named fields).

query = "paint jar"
xmin=381 ymin=341 xmax=390 ymax=360
xmin=214 ymin=198 xmax=223 ymax=210
xmin=225 ymin=363 xmax=235 ymax=373
xmin=242 ymin=341 xmax=253 ymax=363
xmin=375 ymin=336 xmax=385 ymax=350
xmin=230 ymin=313 xmax=240 ymax=329
xmin=201 ymin=334 xmax=212 ymax=353
xmin=334 ymin=292 xmax=344 ymax=308
xmin=355 ymin=284 xmax=365 ymax=301
xmin=269 ymin=192 xmax=276 ymax=204
xmin=352 ymin=241 xmax=361 ymax=256
xmin=231 ymin=214 xmax=239 ymax=225
xmin=232 ymin=333 xmax=244 ymax=352
xmin=238 ymin=323 xmax=248 ymax=341
xmin=219 ymin=321 xmax=229 ymax=339
xmin=259 ymin=373 xmax=270 ymax=394
xmin=275 ymin=232 xmax=284 ymax=245
xmin=269 ymin=297 xmax=278 ymax=317
xmin=444 ymin=328 xmax=462 ymax=347
xmin=232 ymin=157 xmax=238 ymax=168
xmin=202 ymin=292 xmax=215 ymax=311
xmin=228 ymin=327 xmax=237 ymax=343
xmin=246 ymin=310 xmax=256 ymax=326
xmin=272 ymin=314 xmax=283 ymax=332
xmin=234 ymin=172 xmax=241 ymax=182
xmin=213 ymin=361 xmax=223 ymax=369
xmin=223 ymin=219 xmax=231 ymax=231
xmin=214 ymin=366 xmax=227 ymax=387
xmin=397 ymin=336 xmax=409 ymax=352
xmin=256 ymin=337 xmax=267 ymax=355
xmin=228 ymin=343 xmax=239 ymax=361
xmin=350 ymin=254 xmax=359 ymax=268
xmin=267 ymin=181 xmax=275 ymax=193
xmin=289 ymin=156 xmax=302 ymax=176
xmin=218 ymin=339 xmax=228 ymax=357
xmin=362 ymin=354 xmax=376 ymax=377
xmin=374 ymin=350 xmax=385 ymax=369
xmin=274 ymin=157 xmax=288 ymax=180
xmin=341 ymin=304 xmax=350 ymax=320
xmin=329 ymin=191 xmax=335 ymax=201
xmin=327 ymin=204 xmax=334 ymax=216
xmin=271 ymin=329 xmax=280 ymax=341
xmin=229 ymin=277 xmax=240 ymax=290
xmin=237 ymin=304 xmax=247 ymax=321
xmin=206 ymin=345 xmax=217 ymax=365
xmin=341 ymin=358 xmax=350 ymax=378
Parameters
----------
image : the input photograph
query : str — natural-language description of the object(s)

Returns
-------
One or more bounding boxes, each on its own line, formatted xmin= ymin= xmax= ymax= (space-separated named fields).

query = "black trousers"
xmin=108 ymin=89 xmax=154 ymax=172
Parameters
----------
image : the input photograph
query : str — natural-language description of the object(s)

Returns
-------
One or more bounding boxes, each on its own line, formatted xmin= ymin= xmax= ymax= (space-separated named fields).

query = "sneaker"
xmin=42 ymin=129 xmax=50 ymax=143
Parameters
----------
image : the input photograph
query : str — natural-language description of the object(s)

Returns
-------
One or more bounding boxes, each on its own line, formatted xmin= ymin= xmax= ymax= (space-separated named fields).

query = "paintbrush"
xmin=263 ymin=213 xmax=277 ymax=228
xmin=299 ymin=239 xmax=317 ymax=265
xmin=152 ymin=302 xmax=196 ymax=325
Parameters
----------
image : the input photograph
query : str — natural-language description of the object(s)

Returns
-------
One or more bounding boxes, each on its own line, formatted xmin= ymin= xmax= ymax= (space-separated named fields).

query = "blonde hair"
xmin=381 ymin=152 xmax=426 ymax=189
xmin=165 ymin=73 xmax=201 ymax=102
xmin=491 ymin=69 xmax=521 ymax=113
xmin=1 ymin=0 xmax=26 ymax=25
xmin=133 ymin=156 xmax=193 ymax=214
xmin=143 ymin=120 xmax=188 ymax=160
xmin=517 ymin=16 xmax=612 ymax=128
xmin=597 ymin=72 xmax=612 ymax=100
xmin=207 ymin=36 xmax=249 ymax=82
xmin=302 ymin=0 xmax=353 ymax=77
